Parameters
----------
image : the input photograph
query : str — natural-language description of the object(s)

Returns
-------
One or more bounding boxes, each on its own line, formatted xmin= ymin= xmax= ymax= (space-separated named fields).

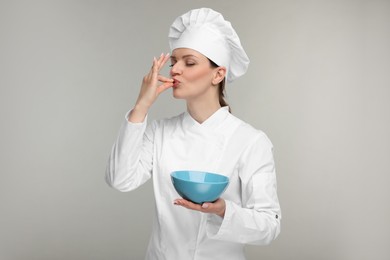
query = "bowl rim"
xmin=170 ymin=170 xmax=229 ymax=185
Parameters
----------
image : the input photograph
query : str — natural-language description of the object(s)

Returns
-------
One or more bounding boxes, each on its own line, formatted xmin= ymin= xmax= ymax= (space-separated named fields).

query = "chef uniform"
xmin=106 ymin=8 xmax=281 ymax=260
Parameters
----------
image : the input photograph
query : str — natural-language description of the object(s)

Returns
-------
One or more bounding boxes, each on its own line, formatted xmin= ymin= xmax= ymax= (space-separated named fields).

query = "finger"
xmin=161 ymin=53 xmax=171 ymax=69
xmin=201 ymin=203 xmax=210 ymax=209
xmin=146 ymin=57 xmax=157 ymax=81
xmin=155 ymin=53 xmax=164 ymax=68
xmin=149 ymin=57 xmax=160 ymax=82
xmin=199 ymin=199 xmax=223 ymax=213
xmin=174 ymin=198 xmax=190 ymax=206
xmin=157 ymin=75 xmax=174 ymax=83
xmin=152 ymin=57 xmax=158 ymax=73
xmin=157 ymin=53 xmax=170 ymax=71
xmin=157 ymin=82 xmax=173 ymax=94
xmin=174 ymin=199 xmax=202 ymax=211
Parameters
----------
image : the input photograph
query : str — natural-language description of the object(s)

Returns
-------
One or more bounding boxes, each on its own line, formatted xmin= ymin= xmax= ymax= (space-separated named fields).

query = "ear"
xmin=212 ymin=67 xmax=226 ymax=86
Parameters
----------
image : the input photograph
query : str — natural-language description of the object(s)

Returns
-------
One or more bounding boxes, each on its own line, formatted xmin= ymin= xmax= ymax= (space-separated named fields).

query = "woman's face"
xmin=169 ymin=48 xmax=217 ymax=100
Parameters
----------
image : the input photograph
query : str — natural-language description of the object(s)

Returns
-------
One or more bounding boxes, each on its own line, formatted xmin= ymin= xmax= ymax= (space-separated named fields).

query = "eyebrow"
xmin=170 ymin=54 xmax=198 ymax=59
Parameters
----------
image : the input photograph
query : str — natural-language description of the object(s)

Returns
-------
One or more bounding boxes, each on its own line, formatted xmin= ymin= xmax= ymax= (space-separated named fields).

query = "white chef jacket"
xmin=106 ymin=106 xmax=281 ymax=260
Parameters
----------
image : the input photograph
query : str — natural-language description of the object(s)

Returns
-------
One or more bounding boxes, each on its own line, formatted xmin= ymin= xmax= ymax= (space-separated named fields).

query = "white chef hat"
xmin=168 ymin=8 xmax=250 ymax=83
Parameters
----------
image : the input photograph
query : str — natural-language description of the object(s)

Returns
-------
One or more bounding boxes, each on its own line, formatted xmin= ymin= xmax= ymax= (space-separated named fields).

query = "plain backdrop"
xmin=1 ymin=0 xmax=389 ymax=259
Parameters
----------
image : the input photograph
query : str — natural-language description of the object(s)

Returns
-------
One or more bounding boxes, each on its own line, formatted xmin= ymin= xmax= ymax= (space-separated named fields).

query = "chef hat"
xmin=168 ymin=8 xmax=250 ymax=83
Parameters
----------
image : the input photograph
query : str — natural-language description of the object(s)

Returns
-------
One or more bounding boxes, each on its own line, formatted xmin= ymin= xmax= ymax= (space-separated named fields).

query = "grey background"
xmin=1 ymin=0 xmax=389 ymax=259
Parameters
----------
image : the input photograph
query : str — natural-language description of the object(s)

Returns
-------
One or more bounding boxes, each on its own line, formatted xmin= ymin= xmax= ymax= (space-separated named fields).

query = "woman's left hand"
xmin=174 ymin=198 xmax=226 ymax=218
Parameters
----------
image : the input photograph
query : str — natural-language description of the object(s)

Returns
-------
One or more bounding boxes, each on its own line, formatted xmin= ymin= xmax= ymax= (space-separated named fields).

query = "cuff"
xmin=125 ymin=110 xmax=148 ymax=125
xmin=206 ymin=200 xmax=234 ymax=239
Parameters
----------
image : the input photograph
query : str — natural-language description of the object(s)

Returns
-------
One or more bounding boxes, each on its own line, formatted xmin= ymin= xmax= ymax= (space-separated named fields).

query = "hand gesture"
xmin=129 ymin=53 xmax=173 ymax=122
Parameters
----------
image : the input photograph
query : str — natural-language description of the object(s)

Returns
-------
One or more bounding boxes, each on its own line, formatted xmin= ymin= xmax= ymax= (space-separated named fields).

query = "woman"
xmin=106 ymin=8 xmax=281 ymax=260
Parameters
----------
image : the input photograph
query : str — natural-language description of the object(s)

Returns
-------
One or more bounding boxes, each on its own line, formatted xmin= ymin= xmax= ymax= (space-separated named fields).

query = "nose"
xmin=170 ymin=62 xmax=182 ymax=76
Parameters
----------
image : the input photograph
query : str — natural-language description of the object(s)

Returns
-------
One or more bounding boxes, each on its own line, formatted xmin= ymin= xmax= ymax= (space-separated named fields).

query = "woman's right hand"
xmin=129 ymin=53 xmax=173 ymax=123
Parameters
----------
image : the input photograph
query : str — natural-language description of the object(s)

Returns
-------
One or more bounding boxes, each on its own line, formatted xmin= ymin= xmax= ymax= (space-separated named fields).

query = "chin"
xmin=172 ymin=89 xmax=186 ymax=99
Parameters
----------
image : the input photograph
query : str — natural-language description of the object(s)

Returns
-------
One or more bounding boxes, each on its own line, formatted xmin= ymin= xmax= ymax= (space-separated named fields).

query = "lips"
xmin=172 ymin=78 xmax=181 ymax=87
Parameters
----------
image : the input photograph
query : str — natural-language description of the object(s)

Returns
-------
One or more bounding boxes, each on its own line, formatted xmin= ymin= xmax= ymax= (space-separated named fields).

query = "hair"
xmin=208 ymin=59 xmax=231 ymax=113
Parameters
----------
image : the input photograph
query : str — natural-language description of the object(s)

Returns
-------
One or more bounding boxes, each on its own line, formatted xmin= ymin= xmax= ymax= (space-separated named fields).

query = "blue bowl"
xmin=170 ymin=171 xmax=229 ymax=204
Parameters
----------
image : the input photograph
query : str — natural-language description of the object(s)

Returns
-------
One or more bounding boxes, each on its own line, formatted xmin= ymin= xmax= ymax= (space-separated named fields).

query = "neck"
xmin=187 ymin=99 xmax=221 ymax=124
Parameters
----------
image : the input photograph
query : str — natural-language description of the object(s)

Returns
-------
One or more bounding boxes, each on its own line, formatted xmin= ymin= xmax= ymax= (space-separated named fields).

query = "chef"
xmin=106 ymin=7 xmax=281 ymax=260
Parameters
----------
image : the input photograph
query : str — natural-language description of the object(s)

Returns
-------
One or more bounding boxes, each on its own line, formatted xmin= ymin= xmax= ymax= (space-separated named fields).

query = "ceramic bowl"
xmin=171 ymin=170 xmax=229 ymax=204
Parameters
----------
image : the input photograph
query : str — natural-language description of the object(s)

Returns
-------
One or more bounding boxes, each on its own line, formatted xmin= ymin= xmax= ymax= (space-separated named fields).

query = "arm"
xmin=206 ymin=133 xmax=281 ymax=245
xmin=105 ymin=113 xmax=154 ymax=192
xmin=105 ymin=53 xmax=173 ymax=191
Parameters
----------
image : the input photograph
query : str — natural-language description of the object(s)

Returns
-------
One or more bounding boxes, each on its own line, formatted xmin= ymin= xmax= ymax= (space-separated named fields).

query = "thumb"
xmin=157 ymin=82 xmax=173 ymax=94
xmin=201 ymin=203 xmax=210 ymax=209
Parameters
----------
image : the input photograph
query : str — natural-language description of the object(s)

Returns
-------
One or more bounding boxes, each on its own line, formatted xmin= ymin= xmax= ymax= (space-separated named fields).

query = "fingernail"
xmin=202 ymin=203 xmax=209 ymax=209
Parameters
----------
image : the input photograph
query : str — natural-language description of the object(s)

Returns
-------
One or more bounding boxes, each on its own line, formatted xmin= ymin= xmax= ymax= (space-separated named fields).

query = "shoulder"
xmin=228 ymin=113 xmax=271 ymax=143
xmin=229 ymin=115 xmax=273 ymax=148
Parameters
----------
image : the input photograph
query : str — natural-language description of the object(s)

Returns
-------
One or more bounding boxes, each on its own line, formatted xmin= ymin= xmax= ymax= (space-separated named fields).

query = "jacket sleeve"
xmin=105 ymin=111 xmax=155 ymax=192
xmin=206 ymin=133 xmax=281 ymax=245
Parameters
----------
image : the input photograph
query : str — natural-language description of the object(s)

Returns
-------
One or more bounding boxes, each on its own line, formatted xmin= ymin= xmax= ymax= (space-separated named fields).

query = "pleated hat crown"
xmin=168 ymin=8 xmax=250 ymax=83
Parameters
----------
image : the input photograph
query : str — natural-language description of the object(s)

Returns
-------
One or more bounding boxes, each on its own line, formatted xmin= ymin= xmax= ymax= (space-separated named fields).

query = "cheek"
xmin=186 ymin=67 xmax=213 ymax=82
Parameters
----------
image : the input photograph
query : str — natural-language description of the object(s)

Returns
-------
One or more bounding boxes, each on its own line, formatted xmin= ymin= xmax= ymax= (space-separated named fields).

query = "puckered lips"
xmin=172 ymin=78 xmax=181 ymax=87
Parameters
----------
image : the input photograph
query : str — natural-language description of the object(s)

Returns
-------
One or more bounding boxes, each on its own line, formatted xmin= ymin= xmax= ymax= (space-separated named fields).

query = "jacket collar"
xmin=182 ymin=106 xmax=230 ymax=132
